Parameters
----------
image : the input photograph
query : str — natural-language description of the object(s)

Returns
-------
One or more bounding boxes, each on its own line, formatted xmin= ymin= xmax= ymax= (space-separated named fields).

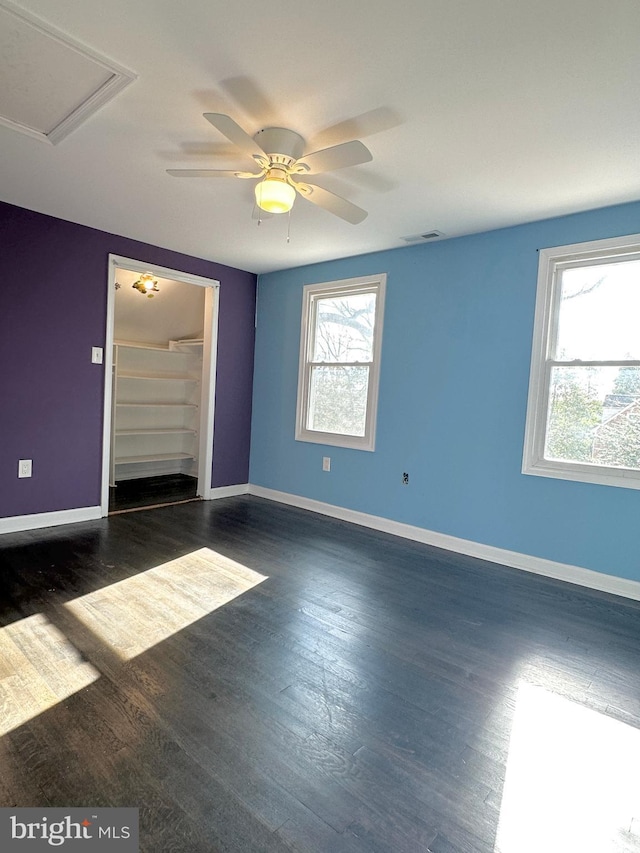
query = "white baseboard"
xmin=205 ymin=483 xmax=250 ymax=500
xmin=248 ymin=485 xmax=640 ymax=603
xmin=0 ymin=506 xmax=102 ymax=535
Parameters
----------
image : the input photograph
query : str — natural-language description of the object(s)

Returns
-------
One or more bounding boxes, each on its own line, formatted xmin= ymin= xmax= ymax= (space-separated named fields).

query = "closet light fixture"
xmin=132 ymin=272 xmax=159 ymax=297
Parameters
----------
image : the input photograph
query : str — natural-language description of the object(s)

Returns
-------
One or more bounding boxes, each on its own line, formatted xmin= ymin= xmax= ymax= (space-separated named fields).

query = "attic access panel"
xmin=0 ymin=0 xmax=135 ymax=144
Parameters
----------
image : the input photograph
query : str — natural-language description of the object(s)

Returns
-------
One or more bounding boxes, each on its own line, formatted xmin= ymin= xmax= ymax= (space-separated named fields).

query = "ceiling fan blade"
xmin=293 ymin=140 xmax=372 ymax=175
xmin=294 ymin=181 xmax=368 ymax=224
xmin=167 ymin=169 xmax=261 ymax=178
xmin=203 ymin=113 xmax=268 ymax=164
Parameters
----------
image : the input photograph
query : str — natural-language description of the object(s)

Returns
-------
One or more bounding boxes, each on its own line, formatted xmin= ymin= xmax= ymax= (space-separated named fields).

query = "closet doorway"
xmin=101 ymin=255 xmax=219 ymax=515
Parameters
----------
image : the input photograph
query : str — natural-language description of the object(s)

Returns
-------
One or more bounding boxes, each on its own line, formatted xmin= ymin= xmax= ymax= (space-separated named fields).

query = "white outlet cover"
xmin=18 ymin=459 xmax=32 ymax=478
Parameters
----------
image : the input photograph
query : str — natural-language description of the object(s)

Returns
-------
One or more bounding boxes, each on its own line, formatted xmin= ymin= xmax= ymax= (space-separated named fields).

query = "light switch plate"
xmin=91 ymin=346 xmax=103 ymax=364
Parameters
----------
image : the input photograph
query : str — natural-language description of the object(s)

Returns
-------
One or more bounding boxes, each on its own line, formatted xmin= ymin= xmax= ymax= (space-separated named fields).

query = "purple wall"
xmin=0 ymin=201 xmax=256 ymax=518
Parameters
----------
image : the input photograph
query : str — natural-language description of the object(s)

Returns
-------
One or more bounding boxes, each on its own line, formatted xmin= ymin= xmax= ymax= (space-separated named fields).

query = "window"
xmin=523 ymin=234 xmax=640 ymax=489
xmin=296 ymin=274 xmax=386 ymax=451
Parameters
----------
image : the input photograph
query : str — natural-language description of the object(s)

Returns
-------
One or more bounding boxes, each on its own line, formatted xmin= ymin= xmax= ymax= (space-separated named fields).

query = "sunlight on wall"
xmin=495 ymin=680 xmax=640 ymax=853
xmin=0 ymin=613 xmax=99 ymax=737
xmin=63 ymin=547 xmax=267 ymax=660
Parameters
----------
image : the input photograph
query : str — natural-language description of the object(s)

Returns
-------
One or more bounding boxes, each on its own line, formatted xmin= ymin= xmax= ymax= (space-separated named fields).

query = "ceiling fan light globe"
xmin=255 ymin=178 xmax=296 ymax=214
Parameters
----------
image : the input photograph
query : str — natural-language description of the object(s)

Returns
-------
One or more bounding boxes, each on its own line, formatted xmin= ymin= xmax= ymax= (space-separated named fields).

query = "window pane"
xmin=545 ymin=365 xmax=640 ymax=470
xmin=555 ymin=260 xmax=640 ymax=360
xmin=313 ymin=292 xmax=375 ymax=362
xmin=308 ymin=365 xmax=369 ymax=436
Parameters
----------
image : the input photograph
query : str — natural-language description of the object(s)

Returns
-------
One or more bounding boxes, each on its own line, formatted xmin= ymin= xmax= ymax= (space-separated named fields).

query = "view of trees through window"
xmin=545 ymin=260 xmax=640 ymax=470
xmin=307 ymin=291 xmax=375 ymax=436
xmin=546 ymin=365 xmax=640 ymax=468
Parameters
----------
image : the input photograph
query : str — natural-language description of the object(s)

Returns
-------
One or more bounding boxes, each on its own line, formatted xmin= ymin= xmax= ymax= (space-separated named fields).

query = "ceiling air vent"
xmin=402 ymin=231 xmax=444 ymax=243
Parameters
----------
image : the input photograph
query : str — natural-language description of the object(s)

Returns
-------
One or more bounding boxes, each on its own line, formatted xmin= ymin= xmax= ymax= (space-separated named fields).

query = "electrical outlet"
xmin=322 ymin=457 xmax=331 ymax=472
xmin=18 ymin=459 xmax=32 ymax=478
xmin=402 ymin=472 xmax=409 ymax=485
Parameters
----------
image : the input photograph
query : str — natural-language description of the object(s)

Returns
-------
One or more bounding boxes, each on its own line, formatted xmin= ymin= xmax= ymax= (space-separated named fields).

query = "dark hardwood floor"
xmin=1 ymin=496 xmax=639 ymax=852
xmin=109 ymin=474 xmax=199 ymax=513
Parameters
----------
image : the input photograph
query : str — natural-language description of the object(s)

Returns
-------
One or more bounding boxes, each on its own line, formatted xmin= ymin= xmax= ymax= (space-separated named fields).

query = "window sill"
xmin=522 ymin=459 xmax=640 ymax=490
xmin=295 ymin=429 xmax=375 ymax=452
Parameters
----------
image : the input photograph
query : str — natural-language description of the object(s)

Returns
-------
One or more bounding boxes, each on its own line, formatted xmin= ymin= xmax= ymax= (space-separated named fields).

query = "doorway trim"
xmin=101 ymin=254 xmax=220 ymax=516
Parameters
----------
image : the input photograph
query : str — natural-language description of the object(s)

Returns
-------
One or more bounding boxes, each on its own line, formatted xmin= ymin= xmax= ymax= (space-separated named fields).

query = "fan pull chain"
xmin=287 ymin=209 xmax=291 ymax=243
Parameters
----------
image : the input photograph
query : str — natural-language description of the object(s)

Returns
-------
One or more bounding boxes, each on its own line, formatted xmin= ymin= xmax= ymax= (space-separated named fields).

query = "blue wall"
xmin=250 ymin=201 xmax=640 ymax=582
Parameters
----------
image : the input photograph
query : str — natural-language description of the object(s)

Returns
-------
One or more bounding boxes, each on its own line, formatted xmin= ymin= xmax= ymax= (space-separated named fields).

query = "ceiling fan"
xmin=167 ymin=113 xmax=372 ymax=224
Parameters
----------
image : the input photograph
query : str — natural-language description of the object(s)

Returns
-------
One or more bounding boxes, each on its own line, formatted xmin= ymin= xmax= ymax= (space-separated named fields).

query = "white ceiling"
xmin=1 ymin=0 xmax=639 ymax=274
xmin=114 ymin=270 xmax=205 ymax=347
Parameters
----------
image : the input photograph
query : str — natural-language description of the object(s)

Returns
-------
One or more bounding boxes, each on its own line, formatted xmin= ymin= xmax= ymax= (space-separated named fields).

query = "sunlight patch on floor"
xmin=0 ymin=549 xmax=266 ymax=737
xmin=495 ymin=680 xmax=640 ymax=853
xmin=63 ymin=547 xmax=267 ymax=660
xmin=0 ymin=613 xmax=99 ymax=737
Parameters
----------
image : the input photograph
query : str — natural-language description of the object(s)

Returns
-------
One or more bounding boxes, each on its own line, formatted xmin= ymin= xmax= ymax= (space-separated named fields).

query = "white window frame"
xmin=522 ymin=232 xmax=640 ymax=490
xmin=295 ymin=274 xmax=386 ymax=451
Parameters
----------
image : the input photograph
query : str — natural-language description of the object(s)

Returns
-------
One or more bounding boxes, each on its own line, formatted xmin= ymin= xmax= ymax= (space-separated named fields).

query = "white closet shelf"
xmin=115 ymin=452 xmax=196 ymax=466
xmin=169 ymin=338 xmax=204 ymax=351
xmin=118 ymin=371 xmax=198 ymax=382
xmin=116 ymin=402 xmax=198 ymax=408
xmin=110 ymin=338 xmax=203 ymax=484
xmin=114 ymin=340 xmax=172 ymax=351
xmin=115 ymin=428 xmax=197 ymax=436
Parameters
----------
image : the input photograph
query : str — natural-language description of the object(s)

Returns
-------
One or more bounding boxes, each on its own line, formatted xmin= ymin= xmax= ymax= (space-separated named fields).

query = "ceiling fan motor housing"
xmin=253 ymin=127 xmax=305 ymax=165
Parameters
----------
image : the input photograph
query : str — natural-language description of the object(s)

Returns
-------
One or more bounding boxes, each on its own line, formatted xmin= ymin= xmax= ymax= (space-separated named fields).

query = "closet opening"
xmin=101 ymin=256 xmax=219 ymax=516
